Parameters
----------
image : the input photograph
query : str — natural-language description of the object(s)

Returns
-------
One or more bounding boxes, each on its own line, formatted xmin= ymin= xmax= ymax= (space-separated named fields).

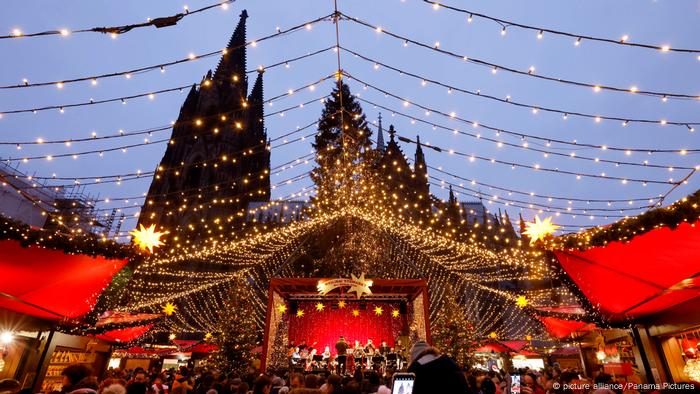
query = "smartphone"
xmin=511 ymin=375 xmax=521 ymax=394
xmin=392 ymin=372 xmax=415 ymax=394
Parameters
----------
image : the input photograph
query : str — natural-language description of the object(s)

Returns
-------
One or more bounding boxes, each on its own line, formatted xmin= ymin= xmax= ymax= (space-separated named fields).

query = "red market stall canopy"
xmin=476 ymin=342 xmax=515 ymax=354
xmin=0 ymin=240 xmax=128 ymax=320
xmin=96 ymin=324 xmax=153 ymax=343
xmin=539 ymin=316 xmax=595 ymax=339
xmin=554 ymin=220 xmax=700 ymax=322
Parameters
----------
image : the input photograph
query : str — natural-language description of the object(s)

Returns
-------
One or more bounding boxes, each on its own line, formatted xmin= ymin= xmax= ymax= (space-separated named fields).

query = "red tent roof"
xmin=96 ymin=324 xmax=153 ymax=343
xmin=476 ymin=342 xmax=513 ymax=353
xmin=0 ymin=240 xmax=128 ymax=320
xmin=539 ymin=316 xmax=595 ymax=339
xmin=554 ymin=221 xmax=700 ymax=321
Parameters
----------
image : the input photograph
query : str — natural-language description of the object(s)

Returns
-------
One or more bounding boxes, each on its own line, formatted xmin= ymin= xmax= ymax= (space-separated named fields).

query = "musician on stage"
xmin=379 ymin=340 xmax=390 ymax=356
xmin=335 ymin=336 xmax=349 ymax=374
xmin=364 ymin=339 xmax=376 ymax=366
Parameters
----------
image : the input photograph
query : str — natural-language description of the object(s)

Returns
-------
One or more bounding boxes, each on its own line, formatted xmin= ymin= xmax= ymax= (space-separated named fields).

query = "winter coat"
xmin=407 ymin=354 xmax=469 ymax=394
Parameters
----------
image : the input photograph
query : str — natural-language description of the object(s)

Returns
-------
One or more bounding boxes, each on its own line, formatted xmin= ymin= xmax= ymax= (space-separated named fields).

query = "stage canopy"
xmin=554 ymin=220 xmax=700 ymax=322
xmin=0 ymin=240 xmax=128 ymax=320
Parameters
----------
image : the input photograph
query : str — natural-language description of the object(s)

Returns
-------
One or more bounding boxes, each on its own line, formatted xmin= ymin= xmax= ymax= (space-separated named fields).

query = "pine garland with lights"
xmin=267 ymin=316 xmax=290 ymax=373
xmin=551 ymin=189 xmax=700 ymax=250
xmin=211 ymin=278 xmax=262 ymax=374
xmin=430 ymin=287 xmax=478 ymax=368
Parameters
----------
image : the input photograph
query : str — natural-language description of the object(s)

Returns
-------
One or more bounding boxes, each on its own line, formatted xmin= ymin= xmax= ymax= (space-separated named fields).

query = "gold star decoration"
xmin=315 ymin=302 xmax=325 ymax=312
xmin=391 ymin=310 xmax=400 ymax=318
xmin=338 ymin=300 xmax=346 ymax=309
xmin=352 ymin=309 xmax=360 ymax=317
xmin=515 ymin=295 xmax=529 ymax=309
xmin=525 ymin=335 xmax=532 ymax=341
xmin=168 ymin=333 xmax=176 ymax=340
xmin=277 ymin=304 xmax=287 ymax=314
xmin=523 ymin=215 xmax=560 ymax=244
xmin=130 ymin=224 xmax=166 ymax=253
xmin=489 ymin=331 xmax=498 ymax=339
xmin=374 ymin=306 xmax=384 ymax=316
xmin=348 ymin=273 xmax=373 ymax=299
xmin=162 ymin=302 xmax=177 ymax=316
xmin=296 ymin=309 xmax=305 ymax=318
xmin=204 ymin=332 xmax=213 ymax=341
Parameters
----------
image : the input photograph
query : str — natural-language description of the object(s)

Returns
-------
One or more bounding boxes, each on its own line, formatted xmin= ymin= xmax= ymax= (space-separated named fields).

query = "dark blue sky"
xmin=1 ymin=0 xmax=699 ymax=237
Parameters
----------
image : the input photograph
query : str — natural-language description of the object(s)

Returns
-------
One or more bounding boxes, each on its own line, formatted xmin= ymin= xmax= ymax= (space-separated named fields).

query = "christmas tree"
xmin=430 ymin=288 xmax=477 ymax=368
xmin=311 ymin=80 xmax=373 ymax=202
xmin=211 ymin=279 xmax=261 ymax=374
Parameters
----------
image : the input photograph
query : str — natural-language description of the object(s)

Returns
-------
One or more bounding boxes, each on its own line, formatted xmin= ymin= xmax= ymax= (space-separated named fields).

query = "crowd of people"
xmin=2 ymin=340 xmax=696 ymax=394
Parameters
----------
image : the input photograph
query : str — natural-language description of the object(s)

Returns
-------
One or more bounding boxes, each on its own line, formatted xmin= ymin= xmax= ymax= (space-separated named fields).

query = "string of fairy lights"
xmin=1 ymin=1 xmax=698 ymax=343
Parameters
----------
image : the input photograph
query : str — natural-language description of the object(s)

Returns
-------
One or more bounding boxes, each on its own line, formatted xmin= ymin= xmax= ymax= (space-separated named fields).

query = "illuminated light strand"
xmin=347 ymin=72 xmax=700 ymax=154
xmin=424 ymin=0 xmax=700 ymax=55
xmin=360 ymin=100 xmax=696 ymax=171
xmin=3 ymin=86 xmax=331 ymax=163
xmin=0 ymin=0 xmax=236 ymax=40
xmin=2 ymin=45 xmax=335 ymax=90
xmin=428 ymin=179 xmax=647 ymax=216
xmin=0 ymin=125 xmax=172 ymax=146
xmin=22 ymin=118 xmax=320 ymax=181
xmin=396 ymin=133 xmax=680 ymax=185
xmin=0 ymin=72 xmax=335 ymax=117
xmin=342 ymin=47 xmax=700 ymax=128
xmin=342 ymin=13 xmax=700 ymax=100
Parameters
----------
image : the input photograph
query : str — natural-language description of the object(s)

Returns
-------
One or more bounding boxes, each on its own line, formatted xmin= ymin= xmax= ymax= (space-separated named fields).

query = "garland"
xmin=0 ymin=213 xmax=137 ymax=260
xmin=550 ymin=189 xmax=700 ymax=250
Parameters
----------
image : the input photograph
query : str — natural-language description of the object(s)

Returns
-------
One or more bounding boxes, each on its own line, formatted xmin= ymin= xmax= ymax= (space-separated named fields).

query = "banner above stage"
xmin=317 ymin=273 xmax=373 ymax=299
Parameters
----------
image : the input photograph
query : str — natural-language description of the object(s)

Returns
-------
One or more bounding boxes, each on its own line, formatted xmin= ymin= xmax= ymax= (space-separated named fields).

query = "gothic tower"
xmin=137 ymin=10 xmax=270 ymax=240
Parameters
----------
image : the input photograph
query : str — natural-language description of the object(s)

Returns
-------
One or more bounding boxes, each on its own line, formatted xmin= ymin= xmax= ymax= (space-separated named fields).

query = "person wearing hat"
xmin=407 ymin=340 xmax=469 ymax=394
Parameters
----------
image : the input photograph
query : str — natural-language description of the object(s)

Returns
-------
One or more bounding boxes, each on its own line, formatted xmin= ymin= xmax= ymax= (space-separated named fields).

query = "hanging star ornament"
xmin=162 ymin=302 xmax=177 ymax=316
xmin=515 ymin=295 xmax=529 ymax=309
xmin=296 ymin=309 xmax=305 ymax=318
xmin=523 ymin=215 xmax=560 ymax=244
xmin=489 ymin=331 xmax=498 ymax=339
xmin=338 ymin=300 xmax=346 ymax=309
xmin=130 ymin=223 xmax=166 ymax=253
xmin=315 ymin=302 xmax=325 ymax=312
xmin=348 ymin=273 xmax=373 ymax=299
xmin=204 ymin=332 xmax=213 ymax=341
xmin=391 ymin=310 xmax=400 ymax=318
xmin=374 ymin=306 xmax=384 ymax=316
xmin=352 ymin=309 xmax=360 ymax=317
xmin=277 ymin=304 xmax=287 ymax=314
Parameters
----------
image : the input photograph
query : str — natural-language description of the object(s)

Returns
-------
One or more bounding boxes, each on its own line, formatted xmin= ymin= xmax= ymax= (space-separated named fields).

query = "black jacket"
xmin=407 ymin=355 xmax=469 ymax=394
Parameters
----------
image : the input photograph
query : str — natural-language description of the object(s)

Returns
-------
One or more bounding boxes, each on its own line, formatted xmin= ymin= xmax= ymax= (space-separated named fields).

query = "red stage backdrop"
xmin=287 ymin=301 xmax=406 ymax=352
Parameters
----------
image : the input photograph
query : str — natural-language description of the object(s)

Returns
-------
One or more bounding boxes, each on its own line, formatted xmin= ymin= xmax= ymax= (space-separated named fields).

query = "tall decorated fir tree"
xmin=311 ymin=81 xmax=373 ymax=207
xmin=430 ymin=288 xmax=478 ymax=368
xmin=211 ymin=279 xmax=261 ymax=374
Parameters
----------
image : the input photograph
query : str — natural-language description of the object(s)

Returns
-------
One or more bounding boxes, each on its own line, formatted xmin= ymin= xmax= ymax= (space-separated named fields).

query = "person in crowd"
xmin=125 ymin=371 xmax=148 ymax=394
xmin=101 ymin=384 xmax=126 ymax=394
xmin=289 ymin=374 xmax=304 ymax=390
xmin=406 ymin=340 xmax=469 ymax=394
xmin=252 ymin=375 xmax=272 ymax=394
xmin=304 ymin=375 xmax=319 ymax=389
xmin=521 ymin=372 xmax=545 ymax=394
xmin=322 ymin=375 xmax=341 ymax=394
xmin=61 ymin=365 xmax=95 ymax=394
xmin=151 ymin=375 xmax=169 ymax=394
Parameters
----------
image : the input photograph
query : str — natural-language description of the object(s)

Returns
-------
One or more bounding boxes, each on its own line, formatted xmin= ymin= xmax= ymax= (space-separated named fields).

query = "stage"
xmin=261 ymin=277 xmax=431 ymax=371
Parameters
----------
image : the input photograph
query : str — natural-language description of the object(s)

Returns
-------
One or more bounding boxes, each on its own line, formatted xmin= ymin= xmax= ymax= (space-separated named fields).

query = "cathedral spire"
xmin=376 ymin=113 xmax=385 ymax=152
xmin=414 ymin=135 xmax=426 ymax=168
xmin=247 ymin=70 xmax=265 ymax=137
xmin=214 ymin=10 xmax=248 ymax=82
xmin=448 ymin=185 xmax=456 ymax=205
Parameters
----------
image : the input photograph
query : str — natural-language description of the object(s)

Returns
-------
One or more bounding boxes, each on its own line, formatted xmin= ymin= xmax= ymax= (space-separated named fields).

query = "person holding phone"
xmin=406 ymin=340 xmax=469 ymax=394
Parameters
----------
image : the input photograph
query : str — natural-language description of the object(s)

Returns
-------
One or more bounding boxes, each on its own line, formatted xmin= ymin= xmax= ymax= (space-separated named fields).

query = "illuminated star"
xmin=525 ymin=335 xmax=532 ymax=341
xmin=130 ymin=223 xmax=166 ymax=253
xmin=489 ymin=331 xmax=498 ymax=339
xmin=352 ymin=309 xmax=360 ymax=317
xmin=515 ymin=295 xmax=529 ymax=309
xmin=296 ymin=309 xmax=305 ymax=318
xmin=391 ymin=310 xmax=400 ymax=318
xmin=374 ymin=306 xmax=383 ymax=316
xmin=168 ymin=333 xmax=176 ymax=340
xmin=348 ymin=273 xmax=373 ymax=299
xmin=315 ymin=302 xmax=325 ymax=312
xmin=523 ymin=215 xmax=560 ymax=244
xmin=338 ymin=300 xmax=347 ymax=309
xmin=204 ymin=332 xmax=213 ymax=341
xmin=277 ymin=304 xmax=287 ymax=314
xmin=162 ymin=302 xmax=177 ymax=316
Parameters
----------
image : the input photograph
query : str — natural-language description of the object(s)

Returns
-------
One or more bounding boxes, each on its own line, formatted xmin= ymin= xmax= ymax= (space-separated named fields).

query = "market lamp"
xmin=0 ymin=332 xmax=12 ymax=345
